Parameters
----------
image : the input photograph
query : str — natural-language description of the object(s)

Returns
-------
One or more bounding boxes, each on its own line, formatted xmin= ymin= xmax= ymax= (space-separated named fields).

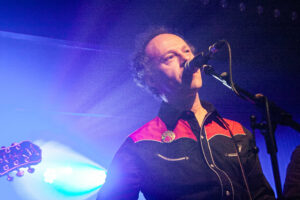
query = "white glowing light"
xmin=43 ymin=168 xmax=57 ymax=184
xmin=62 ymin=166 xmax=73 ymax=175
xmin=13 ymin=141 xmax=107 ymax=200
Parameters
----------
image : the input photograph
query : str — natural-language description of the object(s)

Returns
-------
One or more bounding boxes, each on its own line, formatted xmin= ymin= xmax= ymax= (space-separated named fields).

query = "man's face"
xmin=145 ymin=33 xmax=202 ymax=98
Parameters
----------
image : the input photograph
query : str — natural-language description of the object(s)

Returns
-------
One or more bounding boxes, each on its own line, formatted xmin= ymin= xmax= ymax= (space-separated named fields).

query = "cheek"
xmin=159 ymin=64 xmax=183 ymax=81
xmin=192 ymin=70 xmax=203 ymax=85
xmin=153 ymin=70 xmax=179 ymax=87
xmin=150 ymin=69 xmax=182 ymax=93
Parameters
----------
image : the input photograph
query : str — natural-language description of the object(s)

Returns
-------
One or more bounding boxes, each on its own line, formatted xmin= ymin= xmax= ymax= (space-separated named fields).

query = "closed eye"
xmin=163 ymin=54 xmax=176 ymax=63
xmin=166 ymin=55 xmax=174 ymax=60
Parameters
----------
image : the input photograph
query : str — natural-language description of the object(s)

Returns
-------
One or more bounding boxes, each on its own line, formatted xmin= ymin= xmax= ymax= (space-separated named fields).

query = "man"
xmin=97 ymin=28 xmax=275 ymax=199
xmin=284 ymin=145 xmax=300 ymax=200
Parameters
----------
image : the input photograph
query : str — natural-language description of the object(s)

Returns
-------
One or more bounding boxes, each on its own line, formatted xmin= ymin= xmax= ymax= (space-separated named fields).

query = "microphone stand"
xmin=203 ymin=65 xmax=300 ymax=200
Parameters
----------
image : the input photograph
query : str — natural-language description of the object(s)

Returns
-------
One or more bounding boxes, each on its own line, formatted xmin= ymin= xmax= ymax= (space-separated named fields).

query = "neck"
xmin=164 ymin=91 xmax=207 ymax=125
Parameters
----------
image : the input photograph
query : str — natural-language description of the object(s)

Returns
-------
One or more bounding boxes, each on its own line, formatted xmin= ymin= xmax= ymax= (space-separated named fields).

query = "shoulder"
xmin=204 ymin=117 xmax=248 ymax=141
xmin=223 ymin=118 xmax=248 ymax=134
xmin=128 ymin=117 xmax=168 ymax=143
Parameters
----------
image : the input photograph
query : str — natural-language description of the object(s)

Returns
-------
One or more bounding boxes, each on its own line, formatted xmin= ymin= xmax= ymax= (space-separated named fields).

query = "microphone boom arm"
xmin=203 ymin=64 xmax=300 ymax=199
xmin=203 ymin=65 xmax=300 ymax=132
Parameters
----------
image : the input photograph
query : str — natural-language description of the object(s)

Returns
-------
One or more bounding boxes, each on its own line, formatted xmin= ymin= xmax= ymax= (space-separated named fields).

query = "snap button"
xmin=226 ymin=190 xmax=230 ymax=196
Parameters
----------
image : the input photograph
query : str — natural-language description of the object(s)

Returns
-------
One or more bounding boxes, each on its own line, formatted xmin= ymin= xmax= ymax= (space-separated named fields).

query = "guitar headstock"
xmin=0 ymin=141 xmax=42 ymax=181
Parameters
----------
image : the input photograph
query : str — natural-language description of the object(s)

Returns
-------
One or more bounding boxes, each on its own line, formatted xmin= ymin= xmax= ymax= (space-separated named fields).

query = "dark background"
xmin=1 ymin=0 xmax=299 ymax=113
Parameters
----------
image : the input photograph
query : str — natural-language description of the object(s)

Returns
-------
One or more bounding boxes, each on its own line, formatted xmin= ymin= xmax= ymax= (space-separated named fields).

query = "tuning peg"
xmin=5 ymin=147 xmax=11 ymax=153
xmin=16 ymin=169 xmax=24 ymax=177
xmin=27 ymin=166 xmax=35 ymax=173
xmin=7 ymin=174 xmax=14 ymax=181
xmin=24 ymin=157 xmax=30 ymax=163
xmin=13 ymin=160 xmax=19 ymax=166
xmin=3 ymin=164 xmax=9 ymax=171
xmin=11 ymin=143 xmax=21 ymax=150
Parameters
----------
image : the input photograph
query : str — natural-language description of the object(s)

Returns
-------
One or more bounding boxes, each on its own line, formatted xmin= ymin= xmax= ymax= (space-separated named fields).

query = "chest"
xmin=135 ymin=139 xmax=223 ymax=199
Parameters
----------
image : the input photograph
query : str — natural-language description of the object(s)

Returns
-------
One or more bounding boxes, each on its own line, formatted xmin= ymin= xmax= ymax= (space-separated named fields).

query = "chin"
xmin=190 ymin=80 xmax=202 ymax=89
xmin=191 ymin=72 xmax=202 ymax=87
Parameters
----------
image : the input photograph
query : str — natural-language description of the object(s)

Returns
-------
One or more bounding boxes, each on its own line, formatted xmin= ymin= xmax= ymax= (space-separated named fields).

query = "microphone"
xmin=184 ymin=40 xmax=225 ymax=72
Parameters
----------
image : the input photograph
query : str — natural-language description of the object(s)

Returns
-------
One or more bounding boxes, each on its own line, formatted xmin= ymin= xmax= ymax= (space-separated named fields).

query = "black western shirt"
xmin=97 ymin=102 xmax=275 ymax=200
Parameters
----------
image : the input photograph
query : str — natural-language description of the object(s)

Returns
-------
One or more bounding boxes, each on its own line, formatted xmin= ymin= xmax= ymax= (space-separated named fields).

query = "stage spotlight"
xmin=43 ymin=163 xmax=106 ymax=195
xmin=219 ymin=0 xmax=228 ymax=8
xmin=200 ymin=0 xmax=210 ymax=6
xmin=239 ymin=2 xmax=246 ymax=12
xmin=257 ymin=5 xmax=264 ymax=15
xmin=274 ymin=9 xmax=280 ymax=18
xmin=13 ymin=141 xmax=107 ymax=200
xmin=291 ymin=11 xmax=298 ymax=21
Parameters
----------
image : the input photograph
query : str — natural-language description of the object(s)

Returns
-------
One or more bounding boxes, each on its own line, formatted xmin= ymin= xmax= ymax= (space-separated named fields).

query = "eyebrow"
xmin=161 ymin=44 xmax=191 ymax=57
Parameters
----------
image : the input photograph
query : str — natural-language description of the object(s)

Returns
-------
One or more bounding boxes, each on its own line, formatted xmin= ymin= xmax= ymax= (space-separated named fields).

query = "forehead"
xmin=145 ymin=33 xmax=189 ymax=58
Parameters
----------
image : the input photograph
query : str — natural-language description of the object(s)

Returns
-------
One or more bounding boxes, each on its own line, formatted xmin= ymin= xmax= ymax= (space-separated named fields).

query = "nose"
xmin=179 ymin=52 xmax=193 ymax=68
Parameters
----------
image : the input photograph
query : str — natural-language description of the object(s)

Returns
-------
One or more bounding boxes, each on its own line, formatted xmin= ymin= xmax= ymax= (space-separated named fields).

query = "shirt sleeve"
xmin=283 ymin=145 xmax=300 ymax=200
xmin=96 ymin=138 xmax=141 ymax=200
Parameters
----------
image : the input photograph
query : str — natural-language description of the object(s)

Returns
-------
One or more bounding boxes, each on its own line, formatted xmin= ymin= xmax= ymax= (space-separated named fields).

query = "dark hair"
xmin=130 ymin=26 xmax=195 ymax=97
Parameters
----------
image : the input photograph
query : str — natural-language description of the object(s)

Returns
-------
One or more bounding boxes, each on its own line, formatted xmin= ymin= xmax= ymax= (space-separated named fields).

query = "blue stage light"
xmin=43 ymin=163 xmax=106 ymax=196
xmin=12 ymin=141 xmax=107 ymax=200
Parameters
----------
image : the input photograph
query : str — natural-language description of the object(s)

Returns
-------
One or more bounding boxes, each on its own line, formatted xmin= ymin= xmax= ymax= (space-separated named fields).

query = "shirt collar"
xmin=158 ymin=100 xmax=216 ymax=130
